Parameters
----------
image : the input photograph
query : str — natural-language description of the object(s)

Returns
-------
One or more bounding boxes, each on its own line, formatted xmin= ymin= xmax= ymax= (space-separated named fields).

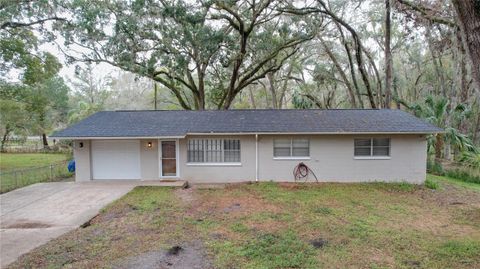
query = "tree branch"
xmin=1 ymin=17 xmax=67 ymax=30
xmin=396 ymin=0 xmax=456 ymax=27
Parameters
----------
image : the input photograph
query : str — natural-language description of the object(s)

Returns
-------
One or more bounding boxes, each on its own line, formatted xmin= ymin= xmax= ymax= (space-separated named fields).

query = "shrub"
xmin=458 ymin=151 xmax=480 ymax=169
xmin=424 ymin=178 xmax=439 ymax=189
xmin=430 ymin=162 xmax=445 ymax=175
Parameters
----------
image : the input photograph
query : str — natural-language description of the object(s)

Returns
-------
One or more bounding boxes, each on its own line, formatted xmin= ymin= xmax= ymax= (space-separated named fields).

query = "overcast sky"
xmin=41 ymin=37 xmax=117 ymax=87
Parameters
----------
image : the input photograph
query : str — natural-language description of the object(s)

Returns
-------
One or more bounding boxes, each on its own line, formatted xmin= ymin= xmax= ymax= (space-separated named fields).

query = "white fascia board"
xmin=52 ymin=131 xmax=440 ymax=140
xmin=185 ymin=131 xmax=438 ymax=135
xmin=53 ymin=136 xmax=186 ymax=140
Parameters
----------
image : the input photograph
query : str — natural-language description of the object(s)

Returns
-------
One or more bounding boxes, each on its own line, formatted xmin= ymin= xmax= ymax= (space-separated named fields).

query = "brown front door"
xmin=161 ymin=141 xmax=177 ymax=177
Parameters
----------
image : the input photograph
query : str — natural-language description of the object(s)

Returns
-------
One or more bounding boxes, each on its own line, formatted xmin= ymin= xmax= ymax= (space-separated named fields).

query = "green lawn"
xmin=0 ymin=153 xmax=70 ymax=172
xmin=9 ymin=180 xmax=480 ymax=269
xmin=427 ymin=173 xmax=480 ymax=191
xmin=0 ymin=153 xmax=73 ymax=193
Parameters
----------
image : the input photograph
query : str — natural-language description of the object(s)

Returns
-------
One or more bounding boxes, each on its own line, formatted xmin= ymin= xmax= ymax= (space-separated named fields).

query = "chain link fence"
xmin=0 ymin=160 xmax=74 ymax=193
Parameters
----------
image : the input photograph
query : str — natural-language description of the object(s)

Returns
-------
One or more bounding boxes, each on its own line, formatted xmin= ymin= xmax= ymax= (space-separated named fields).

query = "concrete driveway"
xmin=0 ymin=182 xmax=136 ymax=268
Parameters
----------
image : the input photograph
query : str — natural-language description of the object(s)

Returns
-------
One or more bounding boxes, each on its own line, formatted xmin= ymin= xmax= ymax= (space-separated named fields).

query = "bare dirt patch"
xmin=174 ymin=188 xmax=196 ymax=204
xmin=113 ymin=240 xmax=212 ymax=269
xmin=420 ymin=184 xmax=480 ymax=207
xmin=3 ymin=220 xmax=52 ymax=229
xmin=194 ymin=189 xmax=281 ymax=218
xmin=89 ymin=204 xmax=136 ymax=224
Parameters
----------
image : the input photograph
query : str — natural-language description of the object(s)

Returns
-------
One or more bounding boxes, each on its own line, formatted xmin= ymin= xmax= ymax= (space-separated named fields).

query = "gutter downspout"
xmin=255 ymin=134 xmax=259 ymax=182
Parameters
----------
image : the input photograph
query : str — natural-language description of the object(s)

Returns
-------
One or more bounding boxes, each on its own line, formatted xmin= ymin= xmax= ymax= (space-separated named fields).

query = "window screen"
xmin=373 ymin=138 xmax=390 ymax=156
xmin=354 ymin=138 xmax=390 ymax=157
xmin=188 ymin=139 xmax=240 ymax=163
xmin=354 ymin=139 xmax=372 ymax=156
xmin=224 ymin=139 xmax=241 ymax=162
xmin=274 ymin=139 xmax=310 ymax=157
xmin=274 ymin=139 xmax=291 ymax=157
xmin=187 ymin=139 xmax=204 ymax=162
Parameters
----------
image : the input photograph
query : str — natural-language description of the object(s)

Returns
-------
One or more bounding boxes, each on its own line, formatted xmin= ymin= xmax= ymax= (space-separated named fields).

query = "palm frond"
xmin=458 ymin=151 xmax=480 ymax=169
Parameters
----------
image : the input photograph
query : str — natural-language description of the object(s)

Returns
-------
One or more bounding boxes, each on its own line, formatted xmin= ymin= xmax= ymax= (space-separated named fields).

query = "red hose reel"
xmin=293 ymin=162 xmax=318 ymax=182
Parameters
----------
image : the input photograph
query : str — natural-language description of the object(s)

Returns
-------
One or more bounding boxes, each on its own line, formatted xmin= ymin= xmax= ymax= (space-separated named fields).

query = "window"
xmin=354 ymin=138 xmax=390 ymax=157
xmin=187 ymin=139 xmax=240 ymax=163
xmin=274 ymin=139 xmax=310 ymax=157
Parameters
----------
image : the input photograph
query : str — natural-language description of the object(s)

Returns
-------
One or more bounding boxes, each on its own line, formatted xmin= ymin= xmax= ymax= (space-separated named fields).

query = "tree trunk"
xmin=248 ymin=88 xmax=256 ymax=109
xmin=361 ymin=46 xmax=383 ymax=108
xmin=1 ymin=128 xmax=10 ymax=153
xmin=452 ymin=0 xmax=480 ymax=93
xmin=384 ymin=0 xmax=393 ymax=108
xmin=154 ymin=83 xmax=158 ymax=110
xmin=456 ymin=28 xmax=469 ymax=104
xmin=435 ymin=133 xmax=444 ymax=161
xmin=355 ymin=45 xmax=377 ymax=109
xmin=320 ymin=37 xmax=357 ymax=108
xmin=267 ymin=73 xmax=278 ymax=109
xmin=278 ymin=60 xmax=295 ymax=109
xmin=336 ymin=21 xmax=377 ymax=108
xmin=393 ymin=76 xmax=401 ymax=109
xmin=444 ymin=143 xmax=451 ymax=161
xmin=426 ymin=26 xmax=446 ymax=96
xmin=326 ymin=11 xmax=376 ymax=108
xmin=196 ymin=68 xmax=206 ymax=110
xmin=336 ymin=23 xmax=364 ymax=108
xmin=454 ymin=26 xmax=469 ymax=134
xmin=473 ymin=107 xmax=480 ymax=144
xmin=42 ymin=133 xmax=49 ymax=149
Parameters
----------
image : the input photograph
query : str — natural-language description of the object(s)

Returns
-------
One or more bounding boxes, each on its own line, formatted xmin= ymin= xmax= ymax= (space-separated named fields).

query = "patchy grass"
xmin=425 ymin=177 xmax=439 ymax=189
xmin=436 ymin=240 xmax=480 ymax=262
xmin=0 ymin=153 xmax=69 ymax=171
xmin=9 ymin=181 xmax=480 ymax=269
xmin=428 ymin=173 xmax=480 ymax=191
xmin=240 ymin=231 xmax=317 ymax=269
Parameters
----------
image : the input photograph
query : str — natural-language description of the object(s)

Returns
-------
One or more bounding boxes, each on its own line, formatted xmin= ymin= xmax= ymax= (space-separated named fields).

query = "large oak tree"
xmin=59 ymin=0 xmax=315 ymax=110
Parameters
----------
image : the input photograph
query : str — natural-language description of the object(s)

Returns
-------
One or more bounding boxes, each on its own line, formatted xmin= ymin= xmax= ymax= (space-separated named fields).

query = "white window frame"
xmin=353 ymin=138 xmax=391 ymax=160
xmin=273 ymin=138 xmax=310 ymax=160
xmin=186 ymin=139 xmax=241 ymax=165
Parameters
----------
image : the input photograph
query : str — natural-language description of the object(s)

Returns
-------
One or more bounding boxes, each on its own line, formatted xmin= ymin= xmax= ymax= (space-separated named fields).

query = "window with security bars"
xmin=187 ymin=139 xmax=240 ymax=163
xmin=354 ymin=138 xmax=390 ymax=157
xmin=273 ymin=139 xmax=310 ymax=157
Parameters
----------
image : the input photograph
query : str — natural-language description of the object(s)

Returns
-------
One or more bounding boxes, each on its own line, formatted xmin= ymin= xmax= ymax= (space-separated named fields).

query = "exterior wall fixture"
xmin=147 ymin=141 xmax=153 ymax=148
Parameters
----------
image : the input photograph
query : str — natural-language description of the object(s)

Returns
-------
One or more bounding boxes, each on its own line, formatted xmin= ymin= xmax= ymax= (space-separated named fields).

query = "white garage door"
xmin=91 ymin=140 xmax=141 ymax=180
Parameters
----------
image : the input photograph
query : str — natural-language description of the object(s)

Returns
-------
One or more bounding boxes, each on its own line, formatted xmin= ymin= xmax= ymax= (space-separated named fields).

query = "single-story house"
xmin=52 ymin=109 xmax=442 ymax=184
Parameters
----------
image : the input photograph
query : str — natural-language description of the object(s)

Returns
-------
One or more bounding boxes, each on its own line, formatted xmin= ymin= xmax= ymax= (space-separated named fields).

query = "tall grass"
xmin=427 ymin=160 xmax=480 ymax=184
xmin=445 ymin=168 xmax=480 ymax=184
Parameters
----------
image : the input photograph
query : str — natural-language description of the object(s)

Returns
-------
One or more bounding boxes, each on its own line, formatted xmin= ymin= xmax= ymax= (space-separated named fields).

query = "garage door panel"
xmin=91 ymin=140 xmax=141 ymax=180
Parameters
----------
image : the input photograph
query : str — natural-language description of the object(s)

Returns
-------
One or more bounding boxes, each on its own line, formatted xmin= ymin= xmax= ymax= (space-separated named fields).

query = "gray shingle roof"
xmin=51 ymin=109 xmax=442 ymax=138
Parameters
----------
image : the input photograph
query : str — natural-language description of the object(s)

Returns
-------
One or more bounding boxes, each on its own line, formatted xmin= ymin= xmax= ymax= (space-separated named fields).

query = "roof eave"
xmin=50 ymin=135 xmax=186 ymax=139
xmin=51 ymin=130 xmax=443 ymax=139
